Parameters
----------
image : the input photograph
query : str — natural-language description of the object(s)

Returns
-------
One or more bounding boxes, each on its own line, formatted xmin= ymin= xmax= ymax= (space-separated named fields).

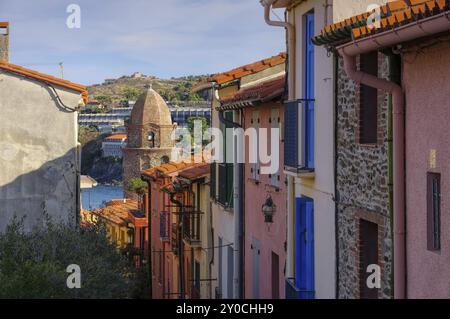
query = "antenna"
xmin=59 ymin=62 xmax=64 ymax=79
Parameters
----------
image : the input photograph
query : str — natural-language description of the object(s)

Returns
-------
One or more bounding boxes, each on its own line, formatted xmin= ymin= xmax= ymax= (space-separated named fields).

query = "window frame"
xmin=427 ymin=172 xmax=441 ymax=251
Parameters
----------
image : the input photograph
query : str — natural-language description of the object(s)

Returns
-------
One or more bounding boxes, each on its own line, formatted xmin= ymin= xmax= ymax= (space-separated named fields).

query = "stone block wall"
xmin=336 ymin=53 xmax=392 ymax=299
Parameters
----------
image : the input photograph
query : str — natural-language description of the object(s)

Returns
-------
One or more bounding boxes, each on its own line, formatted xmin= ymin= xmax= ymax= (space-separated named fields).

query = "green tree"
xmin=127 ymin=178 xmax=148 ymax=195
xmin=94 ymin=95 xmax=112 ymax=105
xmin=122 ymin=87 xmax=141 ymax=102
xmin=0 ymin=218 xmax=145 ymax=298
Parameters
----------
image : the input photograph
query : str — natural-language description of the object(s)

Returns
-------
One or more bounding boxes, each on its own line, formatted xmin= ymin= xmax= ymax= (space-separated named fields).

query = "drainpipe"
xmin=262 ymin=0 xmax=296 ymax=289
xmin=337 ymin=51 xmax=405 ymax=299
xmin=215 ymin=86 xmax=244 ymax=299
xmin=262 ymin=0 xmax=295 ymax=101
xmin=335 ymin=9 xmax=450 ymax=299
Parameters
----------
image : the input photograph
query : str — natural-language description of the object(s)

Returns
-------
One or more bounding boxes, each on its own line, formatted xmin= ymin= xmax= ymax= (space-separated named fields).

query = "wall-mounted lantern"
xmin=262 ymin=196 xmax=276 ymax=223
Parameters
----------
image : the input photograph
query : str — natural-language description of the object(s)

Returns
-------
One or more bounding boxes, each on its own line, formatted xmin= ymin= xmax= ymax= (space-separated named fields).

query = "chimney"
xmin=0 ymin=22 xmax=9 ymax=62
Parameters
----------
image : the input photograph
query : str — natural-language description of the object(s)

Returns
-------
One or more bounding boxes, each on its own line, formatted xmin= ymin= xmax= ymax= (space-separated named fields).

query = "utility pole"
xmin=59 ymin=62 xmax=64 ymax=79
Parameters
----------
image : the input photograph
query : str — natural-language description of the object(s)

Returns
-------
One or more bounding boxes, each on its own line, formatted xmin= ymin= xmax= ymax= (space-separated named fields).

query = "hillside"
xmin=87 ymin=73 xmax=211 ymax=107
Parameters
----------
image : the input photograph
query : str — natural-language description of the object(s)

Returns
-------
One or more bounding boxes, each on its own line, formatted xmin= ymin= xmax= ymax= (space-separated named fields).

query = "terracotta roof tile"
xmin=219 ymin=75 xmax=285 ymax=110
xmin=178 ymin=164 xmax=210 ymax=180
xmin=313 ymin=0 xmax=450 ymax=46
xmin=105 ymin=133 xmax=127 ymax=140
xmin=142 ymin=153 xmax=208 ymax=179
xmin=210 ymin=52 xmax=286 ymax=85
xmin=92 ymin=199 xmax=146 ymax=226
xmin=0 ymin=61 xmax=88 ymax=102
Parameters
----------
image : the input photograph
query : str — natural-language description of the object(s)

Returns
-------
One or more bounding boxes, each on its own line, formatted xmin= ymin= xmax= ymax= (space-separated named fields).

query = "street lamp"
xmin=262 ymin=196 xmax=276 ymax=223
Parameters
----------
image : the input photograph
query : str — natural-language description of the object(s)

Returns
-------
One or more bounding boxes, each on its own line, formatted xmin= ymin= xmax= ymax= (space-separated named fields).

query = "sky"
xmin=0 ymin=0 xmax=285 ymax=85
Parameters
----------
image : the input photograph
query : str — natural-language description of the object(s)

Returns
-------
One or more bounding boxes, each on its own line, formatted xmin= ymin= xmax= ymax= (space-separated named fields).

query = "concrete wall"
xmin=288 ymin=0 xmax=336 ymax=299
xmin=0 ymin=71 xmax=80 ymax=232
xmin=404 ymin=40 xmax=450 ymax=299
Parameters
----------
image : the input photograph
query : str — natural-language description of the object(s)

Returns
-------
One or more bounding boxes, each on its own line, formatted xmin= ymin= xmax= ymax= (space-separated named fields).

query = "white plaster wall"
xmin=288 ymin=0 xmax=336 ymax=299
xmin=209 ymin=95 xmax=236 ymax=299
xmin=210 ymin=202 xmax=235 ymax=298
xmin=0 ymin=71 xmax=81 ymax=231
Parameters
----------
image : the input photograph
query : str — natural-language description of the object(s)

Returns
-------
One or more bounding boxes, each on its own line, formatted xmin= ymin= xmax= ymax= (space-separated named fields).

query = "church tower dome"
xmin=123 ymin=84 xmax=175 ymax=198
xmin=130 ymin=85 xmax=172 ymax=127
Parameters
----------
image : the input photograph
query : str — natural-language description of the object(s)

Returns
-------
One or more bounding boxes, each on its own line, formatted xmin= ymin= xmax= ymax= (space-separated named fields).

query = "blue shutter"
xmin=284 ymin=101 xmax=299 ymax=169
xmin=305 ymin=13 xmax=315 ymax=169
xmin=294 ymin=197 xmax=315 ymax=299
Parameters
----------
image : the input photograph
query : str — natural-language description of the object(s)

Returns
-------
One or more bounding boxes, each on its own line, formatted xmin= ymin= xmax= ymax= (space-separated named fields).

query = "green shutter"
xmin=210 ymin=163 xmax=216 ymax=200
xmin=226 ymin=163 xmax=234 ymax=208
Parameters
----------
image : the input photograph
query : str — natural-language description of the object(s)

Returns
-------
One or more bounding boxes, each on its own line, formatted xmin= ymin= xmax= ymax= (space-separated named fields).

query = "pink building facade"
xmin=219 ymin=76 xmax=286 ymax=299
xmin=405 ymin=39 xmax=450 ymax=298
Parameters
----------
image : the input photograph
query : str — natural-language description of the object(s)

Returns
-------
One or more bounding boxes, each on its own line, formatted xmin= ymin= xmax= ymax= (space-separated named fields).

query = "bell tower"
xmin=123 ymin=85 xmax=175 ymax=198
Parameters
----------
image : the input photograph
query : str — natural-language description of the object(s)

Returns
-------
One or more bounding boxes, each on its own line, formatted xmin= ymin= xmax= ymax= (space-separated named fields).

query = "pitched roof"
xmin=219 ymin=75 xmax=285 ymax=110
xmin=92 ymin=199 xmax=146 ymax=226
xmin=210 ymin=52 xmax=286 ymax=85
xmin=0 ymin=61 xmax=88 ymax=102
xmin=312 ymin=0 xmax=450 ymax=47
xmin=105 ymin=133 xmax=127 ymax=140
xmin=142 ymin=153 xmax=207 ymax=179
xmin=178 ymin=163 xmax=210 ymax=180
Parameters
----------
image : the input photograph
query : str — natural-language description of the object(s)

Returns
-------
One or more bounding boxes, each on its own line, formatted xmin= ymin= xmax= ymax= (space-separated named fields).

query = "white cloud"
xmin=0 ymin=0 xmax=285 ymax=84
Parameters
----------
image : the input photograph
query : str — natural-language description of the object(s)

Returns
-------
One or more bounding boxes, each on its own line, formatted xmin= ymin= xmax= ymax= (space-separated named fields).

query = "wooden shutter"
xmin=252 ymin=111 xmax=260 ymax=181
xmin=210 ymin=163 xmax=216 ymax=200
xmin=271 ymin=108 xmax=280 ymax=187
xmin=284 ymin=101 xmax=299 ymax=169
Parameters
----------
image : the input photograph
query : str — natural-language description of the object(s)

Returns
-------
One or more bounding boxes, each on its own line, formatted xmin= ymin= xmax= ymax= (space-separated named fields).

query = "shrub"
xmin=0 ymin=218 xmax=147 ymax=299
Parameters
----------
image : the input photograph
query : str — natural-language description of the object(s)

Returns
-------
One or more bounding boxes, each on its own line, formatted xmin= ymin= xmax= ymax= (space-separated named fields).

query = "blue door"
xmin=304 ymin=12 xmax=315 ymax=169
xmin=295 ymin=197 xmax=315 ymax=299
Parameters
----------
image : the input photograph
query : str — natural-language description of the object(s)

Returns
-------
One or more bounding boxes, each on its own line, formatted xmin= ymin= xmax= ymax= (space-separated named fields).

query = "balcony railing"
xmin=183 ymin=211 xmax=202 ymax=247
xmin=284 ymin=99 xmax=315 ymax=174
xmin=285 ymin=278 xmax=315 ymax=299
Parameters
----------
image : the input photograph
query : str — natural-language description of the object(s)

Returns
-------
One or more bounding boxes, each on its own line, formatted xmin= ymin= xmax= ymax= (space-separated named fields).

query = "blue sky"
xmin=0 ymin=0 xmax=285 ymax=85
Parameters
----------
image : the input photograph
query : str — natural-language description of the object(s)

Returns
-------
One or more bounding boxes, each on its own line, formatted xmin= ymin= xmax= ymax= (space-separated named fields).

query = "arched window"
xmin=147 ymin=132 xmax=155 ymax=148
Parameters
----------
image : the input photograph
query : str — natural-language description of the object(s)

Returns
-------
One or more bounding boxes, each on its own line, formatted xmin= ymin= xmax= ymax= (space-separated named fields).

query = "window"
xmin=271 ymin=252 xmax=280 ymax=299
xmin=227 ymin=246 xmax=234 ymax=299
xmin=251 ymin=111 xmax=260 ymax=181
xmin=194 ymin=261 xmax=201 ymax=291
xmin=218 ymin=236 xmax=223 ymax=297
xmin=210 ymin=163 xmax=216 ymax=200
xmin=160 ymin=211 xmax=170 ymax=241
xmin=218 ymin=111 xmax=234 ymax=207
xmin=158 ymin=250 xmax=163 ymax=284
xmin=359 ymin=219 xmax=379 ymax=299
xmin=270 ymin=108 xmax=280 ymax=187
xmin=427 ymin=172 xmax=441 ymax=251
xmin=359 ymin=52 xmax=378 ymax=144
